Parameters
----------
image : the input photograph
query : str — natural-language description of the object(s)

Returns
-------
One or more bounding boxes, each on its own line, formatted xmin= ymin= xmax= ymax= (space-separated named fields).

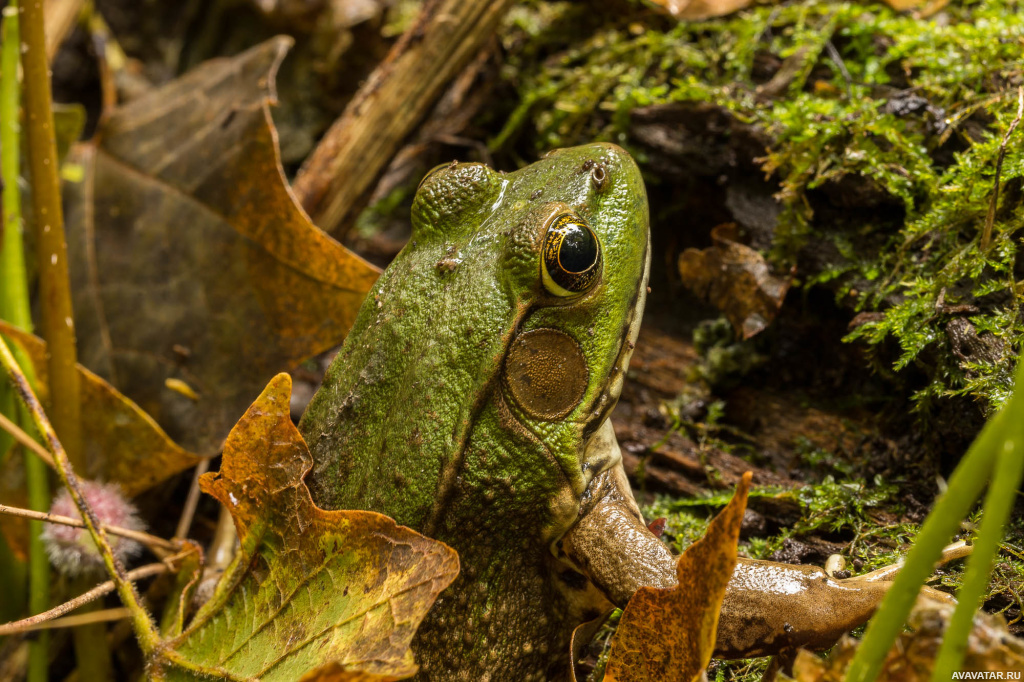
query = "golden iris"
xmin=542 ymin=213 xmax=601 ymax=296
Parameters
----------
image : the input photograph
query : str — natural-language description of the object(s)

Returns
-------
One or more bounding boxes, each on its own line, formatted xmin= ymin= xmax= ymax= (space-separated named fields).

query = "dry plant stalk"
xmin=0 ymin=503 xmax=179 ymax=555
xmin=21 ymin=0 xmax=83 ymax=469
xmin=0 ymin=560 xmax=178 ymax=636
xmin=980 ymin=86 xmax=1024 ymax=251
xmin=0 ymin=411 xmax=56 ymax=469
xmin=293 ymin=0 xmax=513 ymax=237
xmin=18 ymin=607 xmax=132 ymax=632
xmin=0 ymin=334 xmax=162 ymax=653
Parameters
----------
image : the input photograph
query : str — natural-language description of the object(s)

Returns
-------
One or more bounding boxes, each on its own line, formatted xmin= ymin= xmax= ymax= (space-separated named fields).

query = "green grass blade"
xmin=844 ymin=358 xmax=1024 ymax=682
xmin=932 ymin=361 xmax=1024 ymax=680
xmin=2 ymin=5 xmax=52 ymax=680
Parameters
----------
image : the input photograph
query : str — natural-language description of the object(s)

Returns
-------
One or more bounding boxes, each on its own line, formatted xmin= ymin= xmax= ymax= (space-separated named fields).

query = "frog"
xmin=298 ymin=143 xmax=967 ymax=681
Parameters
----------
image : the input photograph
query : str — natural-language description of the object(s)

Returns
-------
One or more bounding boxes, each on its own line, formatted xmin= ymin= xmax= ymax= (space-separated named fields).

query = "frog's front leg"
xmin=557 ymin=426 xmax=972 ymax=660
xmin=714 ymin=540 xmax=970 ymax=658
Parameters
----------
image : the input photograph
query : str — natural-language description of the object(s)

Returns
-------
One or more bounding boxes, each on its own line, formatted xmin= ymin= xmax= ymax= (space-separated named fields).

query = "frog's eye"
xmin=542 ymin=212 xmax=602 ymax=296
xmin=418 ymin=162 xmax=454 ymax=190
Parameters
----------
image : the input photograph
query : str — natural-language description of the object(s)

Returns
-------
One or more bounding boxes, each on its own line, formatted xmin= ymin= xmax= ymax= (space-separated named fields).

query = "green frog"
xmin=298 ymin=144 xmax=965 ymax=680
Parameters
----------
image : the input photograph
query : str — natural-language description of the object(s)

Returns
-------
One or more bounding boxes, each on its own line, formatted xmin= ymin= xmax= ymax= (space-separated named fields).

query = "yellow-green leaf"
xmin=154 ymin=374 xmax=459 ymax=681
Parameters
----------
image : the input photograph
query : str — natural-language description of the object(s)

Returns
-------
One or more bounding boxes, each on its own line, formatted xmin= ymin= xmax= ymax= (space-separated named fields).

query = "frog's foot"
xmin=715 ymin=540 xmax=973 ymax=659
xmin=824 ymin=539 xmax=973 ymax=583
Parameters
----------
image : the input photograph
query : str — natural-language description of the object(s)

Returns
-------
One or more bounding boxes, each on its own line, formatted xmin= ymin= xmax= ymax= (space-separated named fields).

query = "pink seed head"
xmin=42 ymin=480 xmax=144 ymax=577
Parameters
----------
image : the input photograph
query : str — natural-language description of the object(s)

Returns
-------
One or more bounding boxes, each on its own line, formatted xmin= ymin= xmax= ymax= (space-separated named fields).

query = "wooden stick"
xmin=0 ymin=410 xmax=56 ymax=469
xmin=174 ymin=458 xmax=210 ymax=540
xmin=0 ymin=562 xmax=168 ymax=637
xmin=0 ymin=503 xmax=179 ymax=555
xmin=15 ymin=607 xmax=131 ymax=632
xmin=981 ymin=86 xmax=1024 ymax=250
xmin=292 ymin=0 xmax=513 ymax=237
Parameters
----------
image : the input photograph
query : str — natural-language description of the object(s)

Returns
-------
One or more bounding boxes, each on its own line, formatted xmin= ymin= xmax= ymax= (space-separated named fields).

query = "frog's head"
xmin=303 ymin=143 xmax=649 ymax=545
xmin=413 ymin=143 xmax=649 ymax=533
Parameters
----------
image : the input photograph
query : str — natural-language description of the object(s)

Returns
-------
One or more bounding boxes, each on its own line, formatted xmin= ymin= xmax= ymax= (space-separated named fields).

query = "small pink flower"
xmin=42 ymin=480 xmax=145 ymax=576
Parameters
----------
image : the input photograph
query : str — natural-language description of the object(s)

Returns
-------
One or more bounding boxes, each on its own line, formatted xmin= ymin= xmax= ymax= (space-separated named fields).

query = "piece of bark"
xmin=293 ymin=0 xmax=513 ymax=237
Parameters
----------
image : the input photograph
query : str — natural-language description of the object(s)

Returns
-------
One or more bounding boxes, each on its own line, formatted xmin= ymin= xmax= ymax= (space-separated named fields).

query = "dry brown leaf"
xmin=646 ymin=0 xmax=756 ymax=21
xmin=0 ymin=321 xmax=202 ymax=493
xmin=790 ymin=597 xmax=1024 ymax=682
xmin=570 ymin=611 xmax=615 ymax=682
xmin=603 ymin=472 xmax=752 ymax=682
xmin=154 ymin=373 xmax=458 ymax=681
xmin=879 ymin=0 xmax=928 ymax=10
xmin=64 ymin=36 xmax=380 ymax=456
xmin=678 ymin=223 xmax=792 ymax=339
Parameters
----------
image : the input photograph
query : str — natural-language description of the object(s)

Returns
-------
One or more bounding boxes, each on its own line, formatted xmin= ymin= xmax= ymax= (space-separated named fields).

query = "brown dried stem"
xmin=292 ymin=0 xmax=513 ymax=237
xmin=22 ymin=0 xmax=84 ymax=470
xmin=0 ymin=503 xmax=179 ymax=556
xmin=0 ymin=334 xmax=161 ymax=654
xmin=0 ymin=561 xmax=173 ymax=637
xmin=12 ymin=607 xmax=131 ymax=633
xmin=174 ymin=458 xmax=210 ymax=540
xmin=980 ymin=87 xmax=1024 ymax=251
xmin=0 ymin=410 xmax=56 ymax=469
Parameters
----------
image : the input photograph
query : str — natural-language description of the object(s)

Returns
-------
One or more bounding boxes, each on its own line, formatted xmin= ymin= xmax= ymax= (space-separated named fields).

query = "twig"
xmin=824 ymin=40 xmax=852 ymax=99
xmin=0 ymin=411 xmax=56 ymax=470
xmin=980 ymin=86 xmax=1024 ymax=251
xmin=174 ymin=458 xmax=210 ymax=540
xmin=0 ymin=503 xmax=179 ymax=556
xmin=207 ymin=505 xmax=238 ymax=571
xmin=0 ymin=561 xmax=172 ymax=637
xmin=292 ymin=0 xmax=513 ymax=237
xmin=0 ymin=335 xmax=162 ymax=655
xmin=14 ymin=607 xmax=131 ymax=632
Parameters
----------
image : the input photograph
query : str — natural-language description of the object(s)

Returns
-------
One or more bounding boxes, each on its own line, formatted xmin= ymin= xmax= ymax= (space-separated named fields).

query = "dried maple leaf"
xmin=64 ymin=36 xmax=381 ymax=456
xmin=678 ymin=223 xmax=791 ymax=339
xmin=791 ymin=596 xmax=1024 ymax=681
xmin=645 ymin=0 xmax=757 ymax=21
xmin=0 ymin=321 xmax=202 ymax=493
xmin=603 ymin=472 xmax=751 ymax=682
xmin=153 ymin=373 xmax=459 ymax=681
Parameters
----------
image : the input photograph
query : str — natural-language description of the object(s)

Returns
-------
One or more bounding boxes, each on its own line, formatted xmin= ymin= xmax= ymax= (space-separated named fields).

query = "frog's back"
xmin=299 ymin=162 xmax=520 ymax=529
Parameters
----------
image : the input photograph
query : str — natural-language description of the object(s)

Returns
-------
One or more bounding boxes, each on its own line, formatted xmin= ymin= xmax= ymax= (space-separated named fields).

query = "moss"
xmin=497 ymin=0 xmax=1024 ymax=413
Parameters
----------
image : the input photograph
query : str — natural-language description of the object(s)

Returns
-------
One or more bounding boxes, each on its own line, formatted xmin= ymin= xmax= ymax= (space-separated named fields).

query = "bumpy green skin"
xmin=299 ymin=143 xmax=650 ymax=680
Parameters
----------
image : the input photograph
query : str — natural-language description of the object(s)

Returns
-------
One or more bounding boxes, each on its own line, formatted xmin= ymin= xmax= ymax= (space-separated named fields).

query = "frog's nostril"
xmin=590 ymin=165 xmax=608 ymax=190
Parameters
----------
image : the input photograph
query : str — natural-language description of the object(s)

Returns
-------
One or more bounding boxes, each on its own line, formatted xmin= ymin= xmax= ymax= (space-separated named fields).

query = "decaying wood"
xmin=293 ymin=0 xmax=513 ymax=237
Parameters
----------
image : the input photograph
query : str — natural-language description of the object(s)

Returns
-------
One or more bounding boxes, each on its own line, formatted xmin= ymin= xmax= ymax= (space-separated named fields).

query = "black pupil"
xmin=559 ymin=224 xmax=598 ymax=273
